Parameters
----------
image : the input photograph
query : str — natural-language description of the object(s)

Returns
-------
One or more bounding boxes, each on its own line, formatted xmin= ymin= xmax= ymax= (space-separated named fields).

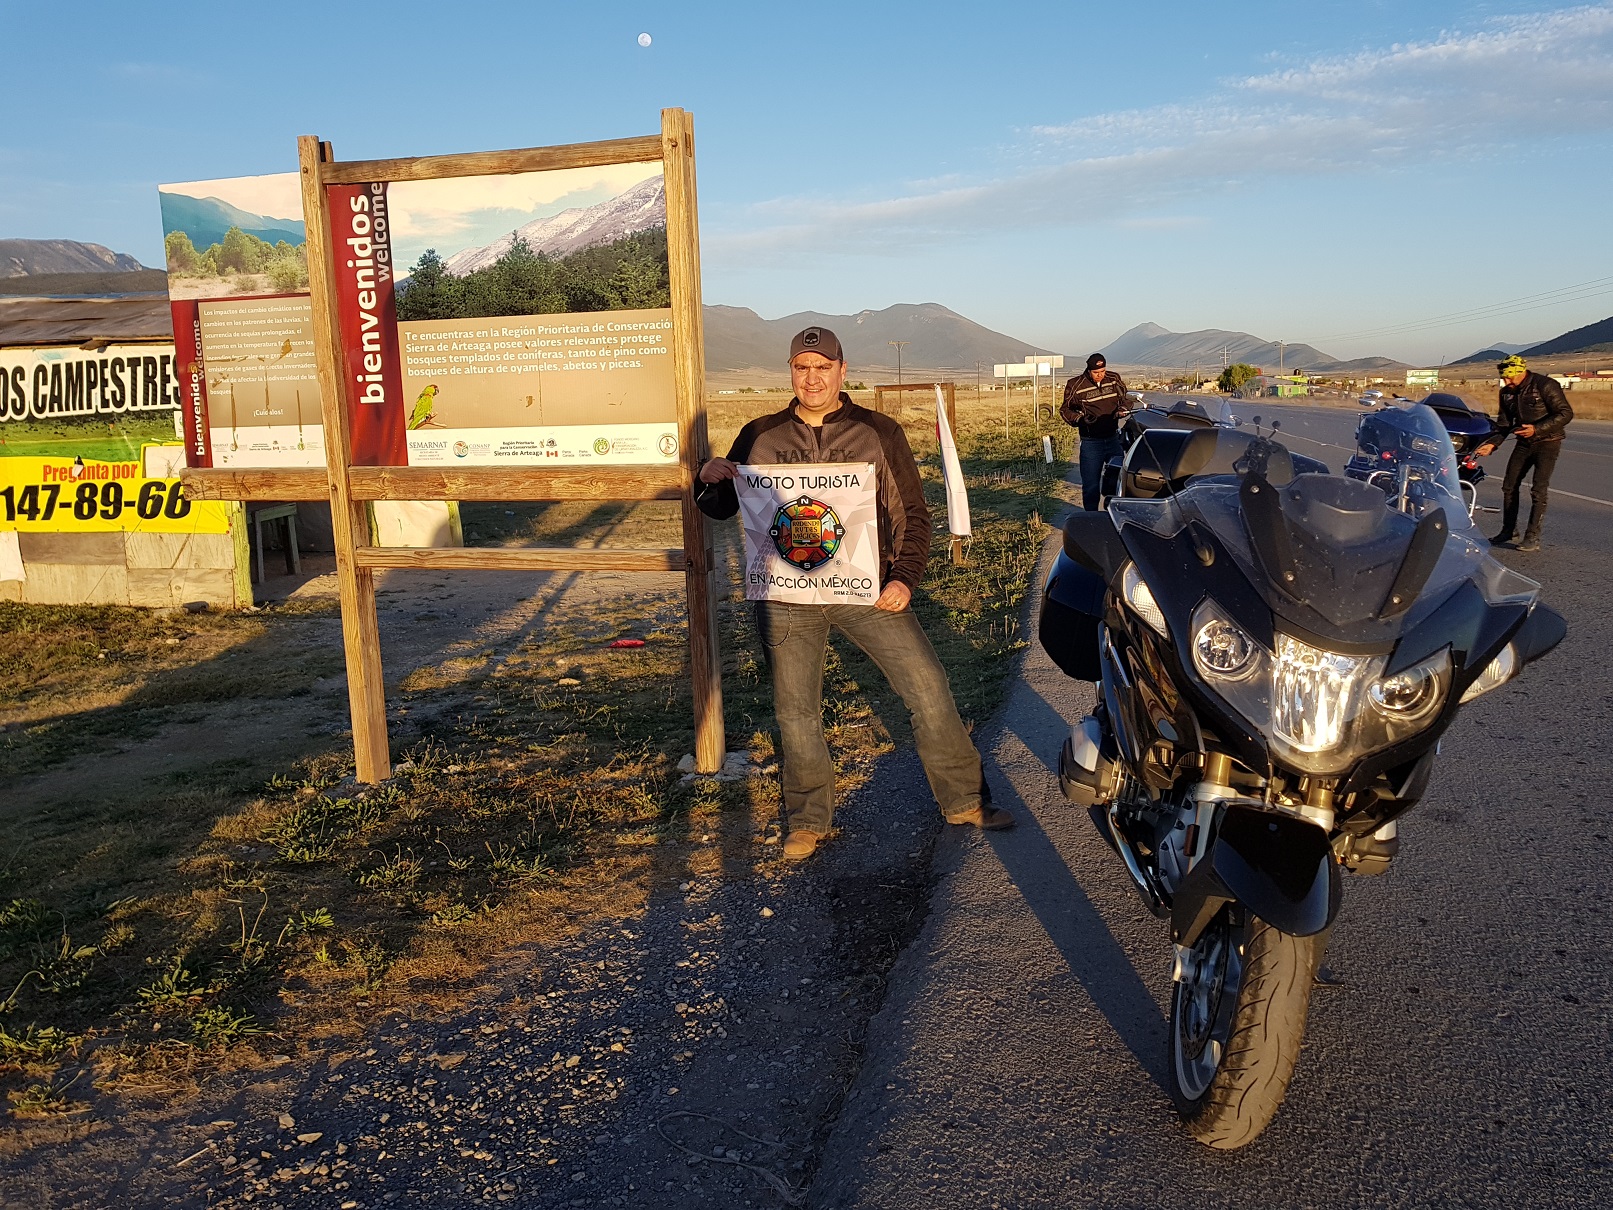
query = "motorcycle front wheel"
xmin=1168 ymin=904 xmax=1325 ymax=1149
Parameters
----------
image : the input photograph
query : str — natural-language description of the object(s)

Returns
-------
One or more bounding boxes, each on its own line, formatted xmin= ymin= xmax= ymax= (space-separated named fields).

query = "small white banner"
xmin=936 ymin=386 xmax=972 ymax=538
xmin=737 ymin=462 xmax=880 ymax=605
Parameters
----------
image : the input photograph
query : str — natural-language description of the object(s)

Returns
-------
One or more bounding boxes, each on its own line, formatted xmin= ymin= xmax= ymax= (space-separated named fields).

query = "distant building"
xmin=1406 ymin=369 xmax=1440 ymax=387
xmin=1240 ymin=374 xmax=1309 ymax=398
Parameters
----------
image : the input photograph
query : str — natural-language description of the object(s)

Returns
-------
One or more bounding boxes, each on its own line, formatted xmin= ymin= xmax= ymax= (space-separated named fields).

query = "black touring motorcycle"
xmin=1038 ymin=401 xmax=1565 ymax=1148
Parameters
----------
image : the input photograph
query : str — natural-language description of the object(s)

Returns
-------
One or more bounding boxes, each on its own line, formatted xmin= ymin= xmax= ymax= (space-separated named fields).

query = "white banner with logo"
xmin=736 ymin=462 xmax=879 ymax=606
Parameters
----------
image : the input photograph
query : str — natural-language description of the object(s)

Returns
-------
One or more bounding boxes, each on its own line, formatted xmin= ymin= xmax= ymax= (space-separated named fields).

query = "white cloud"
xmin=709 ymin=4 xmax=1613 ymax=259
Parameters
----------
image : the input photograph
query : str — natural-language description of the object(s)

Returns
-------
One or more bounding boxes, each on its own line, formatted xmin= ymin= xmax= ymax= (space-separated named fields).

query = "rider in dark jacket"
xmin=1061 ymin=353 xmax=1130 ymax=511
xmin=1475 ymin=356 xmax=1573 ymax=551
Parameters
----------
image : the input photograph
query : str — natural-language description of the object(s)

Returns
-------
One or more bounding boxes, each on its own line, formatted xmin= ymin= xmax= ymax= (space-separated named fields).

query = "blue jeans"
xmin=1078 ymin=434 xmax=1124 ymax=511
xmin=753 ymin=600 xmax=985 ymax=835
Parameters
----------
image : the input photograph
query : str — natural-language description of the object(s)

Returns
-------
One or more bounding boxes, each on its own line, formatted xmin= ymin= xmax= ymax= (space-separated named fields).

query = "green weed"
xmin=7 ymin=1075 xmax=87 ymax=1118
xmin=265 ymin=795 xmax=384 ymax=862
xmin=353 ymin=849 xmax=425 ymax=894
xmin=188 ymin=1006 xmax=264 ymax=1050
xmin=0 ymin=1024 xmax=81 ymax=1067
xmin=429 ymin=902 xmax=482 ymax=927
xmin=136 ymin=958 xmax=208 ymax=1011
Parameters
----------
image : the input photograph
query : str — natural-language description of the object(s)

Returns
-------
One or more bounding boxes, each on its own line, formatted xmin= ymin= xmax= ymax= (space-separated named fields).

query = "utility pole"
xmin=888 ymin=341 xmax=910 ymax=387
xmin=1277 ymin=340 xmax=1286 ymax=376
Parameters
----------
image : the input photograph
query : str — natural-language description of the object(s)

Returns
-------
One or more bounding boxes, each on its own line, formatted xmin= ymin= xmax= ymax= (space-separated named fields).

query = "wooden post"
xmin=228 ymin=501 xmax=253 ymax=606
xmin=662 ymin=108 xmax=726 ymax=774
xmin=299 ymin=134 xmax=391 ymax=783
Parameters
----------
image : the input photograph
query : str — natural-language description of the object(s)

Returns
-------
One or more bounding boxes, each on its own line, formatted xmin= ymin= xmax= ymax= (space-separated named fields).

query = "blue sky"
xmin=1 ymin=0 xmax=1609 ymax=364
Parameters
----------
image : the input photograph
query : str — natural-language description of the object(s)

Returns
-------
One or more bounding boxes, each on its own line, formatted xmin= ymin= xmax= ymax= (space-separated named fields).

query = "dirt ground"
xmin=0 ymin=554 xmax=951 ymax=1208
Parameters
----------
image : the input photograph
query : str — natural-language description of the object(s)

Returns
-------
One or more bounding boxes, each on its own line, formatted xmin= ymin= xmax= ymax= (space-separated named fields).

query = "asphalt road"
xmin=811 ymin=401 xmax=1613 ymax=1207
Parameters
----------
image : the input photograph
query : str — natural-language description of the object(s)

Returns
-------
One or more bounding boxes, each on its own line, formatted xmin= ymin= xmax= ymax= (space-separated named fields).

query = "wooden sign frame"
xmin=181 ymin=110 xmax=724 ymax=782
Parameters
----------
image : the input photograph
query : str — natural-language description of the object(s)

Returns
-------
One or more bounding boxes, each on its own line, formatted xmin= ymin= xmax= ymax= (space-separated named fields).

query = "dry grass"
xmin=0 ymin=393 xmax=1071 ymax=1122
xmin=1563 ymin=394 xmax=1613 ymax=421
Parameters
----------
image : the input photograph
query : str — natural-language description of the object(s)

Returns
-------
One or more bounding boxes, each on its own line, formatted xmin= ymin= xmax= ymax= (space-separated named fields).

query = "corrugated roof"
xmin=0 ymin=294 xmax=173 ymax=348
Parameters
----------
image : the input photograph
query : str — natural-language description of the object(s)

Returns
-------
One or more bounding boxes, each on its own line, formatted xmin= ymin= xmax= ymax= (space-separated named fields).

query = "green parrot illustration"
xmin=408 ymin=384 xmax=441 ymax=430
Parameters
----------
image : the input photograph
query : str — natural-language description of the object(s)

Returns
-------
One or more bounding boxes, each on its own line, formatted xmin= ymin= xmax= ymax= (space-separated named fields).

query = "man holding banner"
xmin=696 ymin=327 xmax=1013 ymax=861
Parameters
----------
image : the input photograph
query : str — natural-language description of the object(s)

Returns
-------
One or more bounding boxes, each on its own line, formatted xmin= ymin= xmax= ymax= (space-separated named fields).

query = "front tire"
xmin=1168 ymin=905 xmax=1324 ymax=1149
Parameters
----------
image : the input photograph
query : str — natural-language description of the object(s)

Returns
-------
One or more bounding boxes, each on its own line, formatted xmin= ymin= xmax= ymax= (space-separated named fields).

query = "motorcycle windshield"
xmin=1351 ymin=402 xmax=1472 ymax=532
xmin=1112 ymin=441 xmax=1535 ymax=648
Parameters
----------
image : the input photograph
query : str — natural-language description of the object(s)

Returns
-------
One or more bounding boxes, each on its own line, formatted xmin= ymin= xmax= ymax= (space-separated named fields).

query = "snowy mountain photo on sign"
xmin=441 ymin=175 xmax=666 ymax=273
xmin=389 ymin=164 xmax=669 ymax=320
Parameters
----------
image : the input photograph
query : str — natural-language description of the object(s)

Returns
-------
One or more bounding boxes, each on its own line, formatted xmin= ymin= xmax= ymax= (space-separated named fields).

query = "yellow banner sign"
xmin=0 ymin=457 xmax=230 ymax=534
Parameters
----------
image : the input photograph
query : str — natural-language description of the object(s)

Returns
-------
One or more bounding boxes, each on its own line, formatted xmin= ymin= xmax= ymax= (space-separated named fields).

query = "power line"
xmin=1319 ymin=273 xmax=1613 ymax=341
xmin=1321 ymin=287 xmax=1613 ymax=350
xmin=1316 ymin=274 xmax=1613 ymax=344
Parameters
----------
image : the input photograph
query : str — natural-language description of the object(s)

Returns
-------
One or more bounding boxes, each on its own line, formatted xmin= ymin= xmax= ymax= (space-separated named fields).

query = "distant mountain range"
xmin=441 ymin=176 xmax=666 ymax=275
xmin=1521 ymin=315 xmax=1613 ymax=358
xmin=1450 ymin=319 xmax=1613 ymax=365
xmin=1103 ymin=322 xmax=1405 ymax=373
xmin=1459 ymin=341 xmax=1537 ymax=361
xmin=704 ymin=302 xmax=1046 ymax=373
xmin=157 ymin=193 xmax=305 ymax=251
xmin=0 ymin=239 xmax=144 ymax=277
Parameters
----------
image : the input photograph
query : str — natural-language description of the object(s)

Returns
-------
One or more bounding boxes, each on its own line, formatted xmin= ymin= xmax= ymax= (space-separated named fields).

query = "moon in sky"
xmin=637 ymin=32 xmax=652 ymax=47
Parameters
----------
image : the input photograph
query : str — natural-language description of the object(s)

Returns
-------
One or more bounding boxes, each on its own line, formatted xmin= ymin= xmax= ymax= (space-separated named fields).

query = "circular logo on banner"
xmin=452 ymin=441 xmax=469 ymax=458
xmin=770 ymin=497 xmax=843 ymax=571
xmin=593 ymin=438 xmax=611 ymax=455
xmin=657 ymin=433 xmax=679 ymax=457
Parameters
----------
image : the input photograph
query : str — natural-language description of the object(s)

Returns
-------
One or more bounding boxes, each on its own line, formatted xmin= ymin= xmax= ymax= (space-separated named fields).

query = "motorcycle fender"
xmin=1172 ymin=807 xmax=1342 ymax=947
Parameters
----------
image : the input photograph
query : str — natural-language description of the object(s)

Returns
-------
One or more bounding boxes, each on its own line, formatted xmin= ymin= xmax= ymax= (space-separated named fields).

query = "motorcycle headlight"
xmin=1271 ymin=634 xmax=1374 ymax=755
xmin=1459 ymin=644 xmax=1517 ymax=703
xmin=1122 ymin=563 xmax=1167 ymax=635
xmin=1186 ymin=603 xmax=1451 ymax=776
xmin=1369 ymin=652 xmax=1447 ymax=722
xmin=1193 ymin=617 xmax=1258 ymax=681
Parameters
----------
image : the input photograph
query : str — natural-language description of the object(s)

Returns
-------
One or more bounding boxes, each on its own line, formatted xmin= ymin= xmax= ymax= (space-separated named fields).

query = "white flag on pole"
xmin=935 ymin=385 xmax=971 ymax=538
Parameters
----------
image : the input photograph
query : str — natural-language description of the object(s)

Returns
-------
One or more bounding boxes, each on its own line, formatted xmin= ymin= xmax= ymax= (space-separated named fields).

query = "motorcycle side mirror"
xmin=1251 ymin=415 xmax=1262 ymax=427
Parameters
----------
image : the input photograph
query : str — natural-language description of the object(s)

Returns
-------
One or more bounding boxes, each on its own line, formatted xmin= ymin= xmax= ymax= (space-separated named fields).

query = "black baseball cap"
xmin=789 ymin=327 xmax=845 ymax=363
xmin=1086 ymin=353 xmax=1107 ymax=370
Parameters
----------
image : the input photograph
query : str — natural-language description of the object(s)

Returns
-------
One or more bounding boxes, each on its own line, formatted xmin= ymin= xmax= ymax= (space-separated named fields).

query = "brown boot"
xmin=945 ymin=804 xmax=1016 ymax=830
xmin=782 ymin=831 xmax=822 ymax=861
